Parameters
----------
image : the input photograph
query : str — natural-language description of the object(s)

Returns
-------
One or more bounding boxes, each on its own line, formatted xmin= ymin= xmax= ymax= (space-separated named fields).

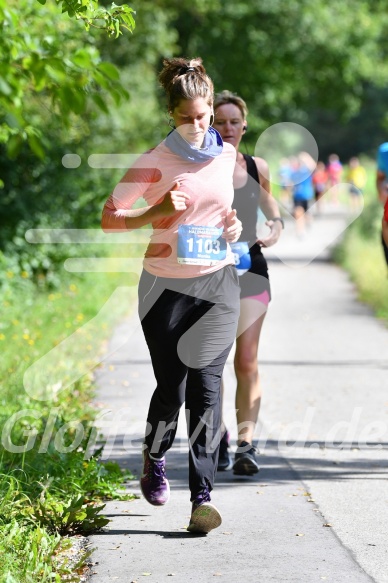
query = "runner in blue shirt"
xmin=291 ymin=152 xmax=315 ymax=237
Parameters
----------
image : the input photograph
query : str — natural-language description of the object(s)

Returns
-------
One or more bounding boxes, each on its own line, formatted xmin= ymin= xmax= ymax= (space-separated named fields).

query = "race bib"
xmin=230 ymin=241 xmax=252 ymax=275
xmin=177 ymin=224 xmax=227 ymax=265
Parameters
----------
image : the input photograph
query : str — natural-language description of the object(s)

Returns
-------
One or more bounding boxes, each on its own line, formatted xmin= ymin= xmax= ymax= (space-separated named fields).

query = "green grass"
xmin=335 ymin=226 xmax=388 ymax=324
xmin=0 ymin=518 xmax=63 ymax=583
xmin=0 ymin=243 xmax=144 ymax=582
xmin=333 ymin=157 xmax=388 ymax=324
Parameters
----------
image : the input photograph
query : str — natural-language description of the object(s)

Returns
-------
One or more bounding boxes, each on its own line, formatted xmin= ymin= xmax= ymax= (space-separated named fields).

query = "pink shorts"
xmin=243 ymin=289 xmax=270 ymax=306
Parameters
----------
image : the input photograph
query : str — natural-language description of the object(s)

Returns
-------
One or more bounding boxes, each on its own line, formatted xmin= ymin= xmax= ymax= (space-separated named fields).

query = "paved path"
xmin=89 ymin=207 xmax=388 ymax=583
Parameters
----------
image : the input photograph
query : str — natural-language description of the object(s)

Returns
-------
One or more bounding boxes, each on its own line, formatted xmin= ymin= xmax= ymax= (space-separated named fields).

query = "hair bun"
xmin=179 ymin=66 xmax=195 ymax=75
xmin=159 ymin=57 xmax=213 ymax=111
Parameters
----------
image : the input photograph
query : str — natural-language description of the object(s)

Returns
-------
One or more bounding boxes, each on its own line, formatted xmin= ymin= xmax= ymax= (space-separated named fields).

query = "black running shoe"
xmin=217 ymin=430 xmax=233 ymax=471
xmin=233 ymin=441 xmax=260 ymax=475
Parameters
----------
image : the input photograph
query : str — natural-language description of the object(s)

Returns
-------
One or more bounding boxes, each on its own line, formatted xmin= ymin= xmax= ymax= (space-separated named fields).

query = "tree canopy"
xmin=172 ymin=0 xmax=388 ymax=124
xmin=2 ymin=0 xmax=388 ymax=283
xmin=36 ymin=0 xmax=135 ymax=37
xmin=2 ymin=0 xmax=388 ymax=160
xmin=0 ymin=0 xmax=134 ymax=158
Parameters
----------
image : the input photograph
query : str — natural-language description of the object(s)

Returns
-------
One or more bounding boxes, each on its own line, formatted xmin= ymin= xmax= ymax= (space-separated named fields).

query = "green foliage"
xmin=0 ymin=480 xmax=95 ymax=581
xmin=0 ymin=222 xmax=83 ymax=290
xmin=334 ymin=164 xmax=388 ymax=325
xmin=0 ymin=0 xmax=176 ymax=285
xmin=0 ymin=410 xmax=136 ymax=529
xmin=335 ymin=220 xmax=388 ymax=324
xmin=0 ymin=262 xmax=138 ymax=580
xmin=352 ymin=198 xmax=382 ymax=239
xmin=306 ymin=85 xmax=388 ymax=160
xmin=36 ymin=0 xmax=136 ymax=37
xmin=30 ymin=494 xmax=109 ymax=534
xmin=0 ymin=478 xmax=65 ymax=581
xmin=171 ymin=0 xmax=388 ymax=129
xmin=0 ymin=0 xmax=132 ymax=158
xmin=0 ymin=519 xmax=63 ymax=583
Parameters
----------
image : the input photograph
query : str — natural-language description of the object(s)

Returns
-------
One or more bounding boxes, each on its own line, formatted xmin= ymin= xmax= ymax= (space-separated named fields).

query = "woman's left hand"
xmin=222 ymin=209 xmax=242 ymax=243
xmin=257 ymin=219 xmax=282 ymax=248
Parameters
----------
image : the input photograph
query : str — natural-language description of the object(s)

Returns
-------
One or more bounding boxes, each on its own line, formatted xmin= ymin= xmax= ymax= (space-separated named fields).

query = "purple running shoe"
xmin=140 ymin=449 xmax=170 ymax=506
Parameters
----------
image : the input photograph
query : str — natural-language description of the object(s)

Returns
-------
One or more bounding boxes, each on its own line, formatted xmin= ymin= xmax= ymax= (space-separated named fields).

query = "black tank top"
xmin=232 ymin=154 xmax=260 ymax=243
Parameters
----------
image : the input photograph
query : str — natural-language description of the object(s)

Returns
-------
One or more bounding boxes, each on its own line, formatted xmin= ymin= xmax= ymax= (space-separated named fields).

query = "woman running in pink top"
xmin=102 ymin=58 xmax=242 ymax=534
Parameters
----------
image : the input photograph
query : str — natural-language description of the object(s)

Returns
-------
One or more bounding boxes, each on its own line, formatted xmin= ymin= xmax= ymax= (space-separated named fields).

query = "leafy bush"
xmin=29 ymin=494 xmax=109 ymax=535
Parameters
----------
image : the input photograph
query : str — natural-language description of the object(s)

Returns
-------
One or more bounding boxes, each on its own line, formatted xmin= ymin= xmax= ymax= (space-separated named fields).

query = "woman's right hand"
xmin=157 ymin=182 xmax=191 ymax=216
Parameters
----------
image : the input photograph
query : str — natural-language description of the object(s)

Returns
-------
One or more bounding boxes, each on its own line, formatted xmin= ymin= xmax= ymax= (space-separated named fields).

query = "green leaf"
xmin=28 ymin=134 xmax=45 ymax=159
xmin=121 ymin=7 xmax=136 ymax=30
xmin=110 ymin=85 xmax=129 ymax=106
xmin=32 ymin=68 xmax=47 ymax=92
xmin=114 ymin=19 xmax=120 ymax=38
xmin=110 ymin=88 xmax=122 ymax=106
xmin=45 ymin=63 xmax=67 ymax=84
xmin=58 ymin=86 xmax=86 ymax=114
xmin=97 ymin=62 xmax=120 ymax=81
xmin=92 ymin=93 xmax=109 ymax=113
xmin=0 ymin=78 xmax=12 ymax=96
xmin=72 ymin=50 xmax=94 ymax=70
xmin=7 ymin=134 xmax=23 ymax=159
xmin=92 ymin=70 xmax=111 ymax=90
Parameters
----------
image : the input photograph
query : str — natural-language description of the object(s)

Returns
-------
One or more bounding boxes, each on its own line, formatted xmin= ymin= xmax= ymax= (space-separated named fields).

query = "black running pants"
xmin=138 ymin=265 xmax=240 ymax=500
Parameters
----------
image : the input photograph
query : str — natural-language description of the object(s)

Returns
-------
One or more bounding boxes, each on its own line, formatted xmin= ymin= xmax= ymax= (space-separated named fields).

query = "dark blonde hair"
xmin=214 ymin=90 xmax=248 ymax=120
xmin=159 ymin=57 xmax=214 ymax=112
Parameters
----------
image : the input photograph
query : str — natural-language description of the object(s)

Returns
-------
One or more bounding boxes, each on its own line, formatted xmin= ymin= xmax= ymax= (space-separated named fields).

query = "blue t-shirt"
xmin=292 ymin=165 xmax=314 ymax=200
xmin=377 ymin=143 xmax=388 ymax=175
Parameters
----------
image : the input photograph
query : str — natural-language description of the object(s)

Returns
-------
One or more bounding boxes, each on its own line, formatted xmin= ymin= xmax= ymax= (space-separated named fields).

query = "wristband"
xmin=271 ymin=217 xmax=284 ymax=229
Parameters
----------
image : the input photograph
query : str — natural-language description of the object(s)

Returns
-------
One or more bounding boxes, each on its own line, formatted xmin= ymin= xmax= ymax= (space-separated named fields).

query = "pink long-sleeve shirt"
xmin=101 ymin=140 xmax=236 ymax=278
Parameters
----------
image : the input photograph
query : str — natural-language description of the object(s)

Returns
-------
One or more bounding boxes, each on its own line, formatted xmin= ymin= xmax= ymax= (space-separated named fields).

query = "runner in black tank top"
xmin=233 ymin=153 xmax=271 ymax=301
xmin=213 ymin=91 xmax=283 ymax=475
